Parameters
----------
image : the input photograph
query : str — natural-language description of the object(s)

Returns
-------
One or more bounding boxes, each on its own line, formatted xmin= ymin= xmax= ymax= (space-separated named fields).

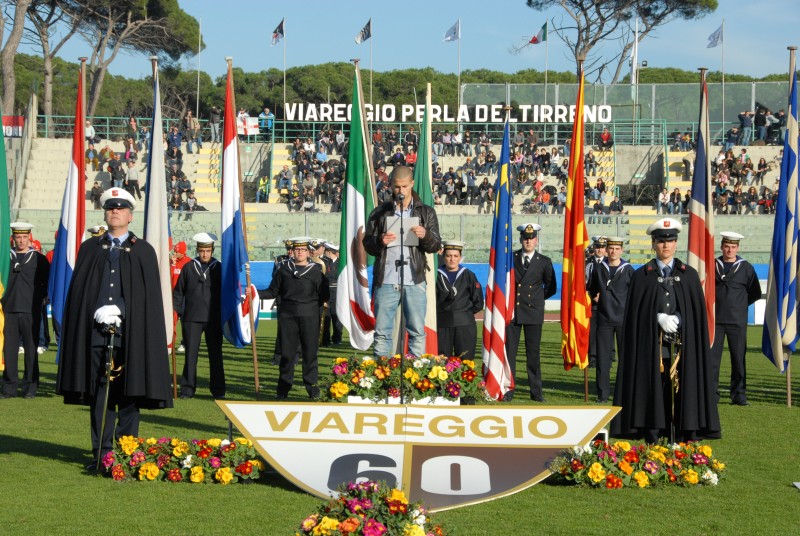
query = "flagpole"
xmin=196 ymin=17 xmax=201 ymax=119
xmin=226 ymin=56 xmax=260 ymax=394
xmin=370 ymin=18 xmax=373 ymax=105
xmin=457 ymin=18 xmax=461 ymax=117
xmin=79 ymin=57 xmax=87 ymax=119
xmin=283 ymin=19 xmax=287 ymax=143
xmin=721 ymin=19 xmax=725 ymax=128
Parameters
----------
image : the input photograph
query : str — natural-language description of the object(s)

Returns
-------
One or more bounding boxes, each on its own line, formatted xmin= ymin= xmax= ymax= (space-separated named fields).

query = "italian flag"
xmin=529 ymin=22 xmax=547 ymax=45
xmin=336 ymin=68 xmax=377 ymax=350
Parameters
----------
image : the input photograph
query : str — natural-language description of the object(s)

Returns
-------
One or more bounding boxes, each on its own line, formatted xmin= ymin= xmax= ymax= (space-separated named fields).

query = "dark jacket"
xmin=173 ymin=258 xmax=222 ymax=323
xmin=588 ymin=259 xmax=633 ymax=326
xmin=436 ymin=266 xmax=484 ymax=327
xmin=511 ymin=249 xmax=557 ymax=325
xmin=714 ymin=257 xmax=761 ymax=325
xmin=363 ymin=192 xmax=442 ymax=289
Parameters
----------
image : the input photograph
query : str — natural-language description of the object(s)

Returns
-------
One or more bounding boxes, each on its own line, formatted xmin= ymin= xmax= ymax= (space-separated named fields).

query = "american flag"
xmin=687 ymin=69 xmax=715 ymax=344
xmin=481 ymin=121 xmax=515 ymax=400
xmin=561 ymin=67 xmax=591 ymax=370
xmin=762 ymin=52 xmax=799 ymax=373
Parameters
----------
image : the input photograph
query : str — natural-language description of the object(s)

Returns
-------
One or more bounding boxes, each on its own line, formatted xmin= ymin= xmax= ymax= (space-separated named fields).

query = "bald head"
xmin=390 ymin=165 xmax=414 ymax=184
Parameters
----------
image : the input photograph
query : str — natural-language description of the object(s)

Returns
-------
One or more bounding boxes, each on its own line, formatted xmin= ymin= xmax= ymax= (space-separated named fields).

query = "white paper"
xmin=385 ymin=215 xmax=419 ymax=247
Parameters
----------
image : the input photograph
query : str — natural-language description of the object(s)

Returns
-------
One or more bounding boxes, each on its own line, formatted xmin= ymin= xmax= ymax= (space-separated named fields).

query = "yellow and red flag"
xmin=561 ymin=67 xmax=591 ymax=370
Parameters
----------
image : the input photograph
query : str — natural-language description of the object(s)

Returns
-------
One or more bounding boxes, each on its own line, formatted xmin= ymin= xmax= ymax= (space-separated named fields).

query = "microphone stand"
xmin=396 ymin=193 xmax=407 ymax=404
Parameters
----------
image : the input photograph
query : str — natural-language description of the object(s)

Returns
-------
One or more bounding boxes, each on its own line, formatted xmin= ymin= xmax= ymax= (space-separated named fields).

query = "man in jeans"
xmin=363 ymin=166 xmax=441 ymax=358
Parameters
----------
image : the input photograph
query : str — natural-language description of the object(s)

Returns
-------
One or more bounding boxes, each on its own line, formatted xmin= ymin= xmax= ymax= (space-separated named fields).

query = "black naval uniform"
xmin=505 ymin=249 xmax=557 ymax=401
xmin=56 ymin=233 xmax=172 ymax=460
xmin=2 ymin=248 xmax=49 ymax=398
xmin=710 ymin=256 xmax=761 ymax=405
xmin=271 ymin=254 xmax=291 ymax=364
xmin=612 ymin=259 xmax=721 ymax=443
xmin=321 ymin=256 xmax=343 ymax=346
xmin=173 ymin=257 xmax=224 ymax=399
xmin=258 ymin=260 xmax=329 ymax=398
xmin=588 ymin=259 xmax=633 ymax=402
xmin=436 ymin=265 xmax=484 ymax=360
xmin=585 ymin=255 xmax=604 ymax=367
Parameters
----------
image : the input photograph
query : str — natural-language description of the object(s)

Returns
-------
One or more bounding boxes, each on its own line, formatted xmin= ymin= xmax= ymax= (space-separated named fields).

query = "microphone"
xmin=398 ymin=194 xmax=406 ymax=201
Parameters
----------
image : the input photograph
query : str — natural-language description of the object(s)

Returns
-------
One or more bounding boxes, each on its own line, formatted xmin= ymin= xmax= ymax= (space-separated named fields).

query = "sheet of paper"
xmin=385 ymin=215 xmax=420 ymax=247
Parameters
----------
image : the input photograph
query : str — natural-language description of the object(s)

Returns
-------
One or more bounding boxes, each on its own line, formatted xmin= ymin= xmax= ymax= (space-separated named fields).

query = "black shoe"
xmin=502 ymin=390 xmax=515 ymax=402
xmin=23 ymin=393 xmax=35 ymax=399
xmin=732 ymin=400 xmax=750 ymax=406
xmin=531 ymin=395 xmax=546 ymax=403
xmin=588 ymin=358 xmax=597 ymax=369
xmin=308 ymin=387 xmax=321 ymax=400
xmin=213 ymin=394 xmax=226 ymax=400
xmin=179 ymin=393 xmax=193 ymax=399
xmin=596 ymin=398 xmax=608 ymax=403
xmin=0 ymin=393 xmax=14 ymax=399
xmin=274 ymin=394 xmax=288 ymax=401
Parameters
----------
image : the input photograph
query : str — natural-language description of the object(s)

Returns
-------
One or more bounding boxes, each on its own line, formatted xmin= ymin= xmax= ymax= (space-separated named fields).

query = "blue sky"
xmin=13 ymin=0 xmax=800 ymax=81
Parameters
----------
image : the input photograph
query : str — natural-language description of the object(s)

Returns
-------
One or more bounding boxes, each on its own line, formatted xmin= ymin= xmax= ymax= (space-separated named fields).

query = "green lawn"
xmin=1 ymin=322 xmax=798 ymax=534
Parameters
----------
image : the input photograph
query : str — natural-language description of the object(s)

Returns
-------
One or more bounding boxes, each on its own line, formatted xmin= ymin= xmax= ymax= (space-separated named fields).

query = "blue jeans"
xmin=757 ymin=126 xmax=767 ymax=141
xmin=740 ymin=127 xmax=751 ymax=146
xmin=373 ymin=282 xmax=427 ymax=358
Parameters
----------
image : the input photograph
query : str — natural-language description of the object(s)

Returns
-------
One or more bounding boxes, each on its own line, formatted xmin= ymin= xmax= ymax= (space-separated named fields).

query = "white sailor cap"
xmin=516 ymin=223 xmax=542 ymax=238
xmin=87 ymin=224 xmax=107 ymax=236
xmin=646 ymin=218 xmax=682 ymax=239
xmin=720 ymin=231 xmax=744 ymax=244
xmin=442 ymin=240 xmax=466 ymax=252
xmin=310 ymin=238 xmax=327 ymax=248
xmin=100 ymin=188 xmax=136 ymax=210
xmin=192 ymin=232 xmax=218 ymax=247
xmin=10 ymin=222 xmax=34 ymax=234
xmin=323 ymin=242 xmax=339 ymax=252
xmin=606 ymin=236 xmax=625 ymax=247
xmin=291 ymin=237 xmax=312 ymax=249
xmin=592 ymin=236 xmax=608 ymax=247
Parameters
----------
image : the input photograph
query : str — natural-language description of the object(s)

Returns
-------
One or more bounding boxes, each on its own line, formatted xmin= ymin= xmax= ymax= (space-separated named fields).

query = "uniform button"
xmin=109 ymin=297 xmax=113 ymax=301
xmin=665 ymin=292 xmax=669 ymax=296
xmin=111 ymin=270 xmax=115 ymax=273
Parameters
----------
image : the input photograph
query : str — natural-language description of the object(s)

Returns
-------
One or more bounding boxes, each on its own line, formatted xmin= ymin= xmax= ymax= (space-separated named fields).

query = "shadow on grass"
xmin=0 ymin=433 xmax=89 ymax=467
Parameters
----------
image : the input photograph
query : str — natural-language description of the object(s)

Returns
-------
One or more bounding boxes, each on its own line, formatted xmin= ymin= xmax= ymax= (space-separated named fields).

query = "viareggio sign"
xmin=217 ymin=401 xmax=619 ymax=511
xmin=284 ymin=103 xmax=613 ymax=124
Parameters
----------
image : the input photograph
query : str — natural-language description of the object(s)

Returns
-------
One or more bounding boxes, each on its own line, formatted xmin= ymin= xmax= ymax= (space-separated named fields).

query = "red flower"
xmin=198 ymin=447 xmax=212 ymax=459
xmin=623 ymin=450 xmax=639 ymax=463
xmin=675 ymin=450 xmax=687 ymax=459
xmin=388 ymin=357 xmax=401 ymax=369
xmin=570 ymin=459 xmax=585 ymax=471
xmin=461 ymin=369 xmax=477 ymax=382
xmin=147 ymin=446 xmax=160 ymax=455
xmin=236 ymin=461 xmax=253 ymax=475
xmin=386 ymin=500 xmax=408 ymax=514
xmin=167 ymin=468 xmax=182 ymax=482
xmin=111 ymin=464 xmax=126 ymax=481
xmin=666 ymin=468 xmax=677 ymax=482
xmin=605 ymin=474 xmax=623 ymax=489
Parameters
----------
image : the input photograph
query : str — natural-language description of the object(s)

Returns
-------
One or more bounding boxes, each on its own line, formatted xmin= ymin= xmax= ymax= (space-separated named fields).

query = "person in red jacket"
xmin=170 ymin=241 xmax=191 ymax=352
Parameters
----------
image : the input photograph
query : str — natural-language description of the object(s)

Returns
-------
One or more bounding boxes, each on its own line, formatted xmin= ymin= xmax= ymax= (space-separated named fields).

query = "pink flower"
xmin=363 ymin=518 xmax=387 ymax=536
xmin=333 ymin=363 xmax=349 ymax=376
xmin=102 ymin=451 xmax=116 ymax=468
xmin=692 ymin=453 xmax=709 ymax=465
xmin=445 ymin=358 xmax=462 ymax=372
xmin=445 ymin=381 xmax=461 ymax=397
xmin=209 ymin=457 xmax=222 ymax=468
xmin=129 ymin=451 xmax=145 ymax=466
xmin=156 ymin=454 xmax=171 ymax=468
xmin=643 ymin=461 xmax=659 ymax=474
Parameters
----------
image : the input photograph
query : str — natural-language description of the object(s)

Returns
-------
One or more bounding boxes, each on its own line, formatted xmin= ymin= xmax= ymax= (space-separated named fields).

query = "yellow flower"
xmin=654 ymin=445 xmax=669 ymax=455
xmin=207 ymin=438 xmax=222 ymax=448
xmin=587 ymin=462 xmax=606 ymax=483
xmin=235 ymin=437 xmax=252 ymax=447
xmin=330 ymin=381 xmax=350 ymax=399
xmin=612 ymin=441 xmax=631 ymax=453
xmin=374 ymin=366 xmax=391 ymax=380
xmin=145 ymin=437 xmax=157 ymax=445
xmin=119 ymin=436 xmax=140 ymax=456
xmin=428 ymin=366 xmax=448 ymax=381
xmin=697 ymin=445 xmax=713 ymax=458
xmin=712 ymin=460 xmax=726 ymax=471
xmin=138 ymin=462 xmax=159 ymax=481
xmin=215 ymin=467 xmax=233 ymax=485
xmin=253 ymin=459 xmax=266 ymax=471
xmin=462 ymin=359 xmax=476 ymax=369
xmin=682 ymin=469 xmax=699 ymax=485
xmin=362 ymin=358 xmax=376 ymax=367
xmin=170 ymin=438 xmax=180 ymax=446
xmin=334 ymin=357 xmax=348 ymax=364
xmin=190 ymin=466 xmax=205 ymax=483
xmin=172 ymin=441 xmax=189 ymax=457
xmin=633 ymin=471 xmax=650 ymax=488
xmin=404 ymin=524 xmax=426 ymax=536
xmin=404 ymin=369 xmax=419 ymax=382
xmin=311 ymin=516 xmax=340 ymax=536
xmin=647 ymin=450 xmax=666 ymax=463
xmin=388 ymin=488 xmax=409 ymax=504
xmin=618 ymin=460 xmax=633 ymax=475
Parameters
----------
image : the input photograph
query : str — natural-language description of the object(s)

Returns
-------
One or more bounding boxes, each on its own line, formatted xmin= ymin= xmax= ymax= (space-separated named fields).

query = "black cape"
xmin=56 ymin=234 xmax=173 ymax=409
xmin=611 ymin=259 xmax=721 ymax=440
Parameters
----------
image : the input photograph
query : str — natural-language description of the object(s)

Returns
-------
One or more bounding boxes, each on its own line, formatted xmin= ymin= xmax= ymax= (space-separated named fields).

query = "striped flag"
xmin=355 ymin=19 xmax=371 ymax=44
xmin=762 ymin=54 xmax=799 ymax=373
xmin=482 ymin=120 xmax=515 ymax=399
xmin=529 ymin=22 xmax=547 ymax=45
xmin=272 ymin=18 xmax=284 ymax=46
xmin=142 ymin=64 xmax=172 ymax=345
xmin=48 ymin=68 xmax=86 ymax=345
xmin=0 ymin=105 xmax=10 ymax=371
xmin=687 ymin=70 xmax=715 ymax=345
xmin=412 ymin=84 xmax=438 ymax=354
xmin=336 ymin=66 xmax=376 ymax=350
xmin=561 ymin=67 xmax=591 ymax=370
xmin=221 ymin=62 xmax=259 ymax=347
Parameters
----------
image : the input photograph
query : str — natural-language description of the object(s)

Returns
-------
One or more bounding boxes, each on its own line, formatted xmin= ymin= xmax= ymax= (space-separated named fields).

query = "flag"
xmin=561 ymin=67 xmax=591 ymax=371
xmin=412 ymin=84 xmax=438 ymax=354
xmin=142 ymin=64 xmax=172 ymax=345
xmin=221 ymin=62 xmax=259 ymax=347
xmin=272 ymin=18 xmax=284 ymax=46
xmin=481 ymin=121 xmax=515 ymax=400
xmin=355 ymin=19 xmax=371 ymax=44
xmin=0 ymin=105 xmax=10 ymax=371
xmin=707 ymin=24 xmax=723 ymax=48
xmin=48 ymin=68 xmax=86 ymax=347
xmin=443 ymin=19 xmax=460 ymax=42
xmin=687 ymin=70 xmax=715 ymax=345
xmin=762 ymin=55 xmax=799 ymax=373
xmin=336 ymin=67 xmax=376 ymax=350
xmin=529 ymin=22 xmax=547 ymax=45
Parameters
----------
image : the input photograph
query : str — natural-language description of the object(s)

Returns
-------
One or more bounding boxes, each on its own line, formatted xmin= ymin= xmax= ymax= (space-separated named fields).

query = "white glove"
xmin=657 ymin=313 xmax=679 ymax=334
xmin=95 ymin=305 xmax=122 ymax=327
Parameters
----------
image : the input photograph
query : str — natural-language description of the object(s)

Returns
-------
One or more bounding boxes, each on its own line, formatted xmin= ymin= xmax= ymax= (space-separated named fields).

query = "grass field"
xmin=1 ymin=321 xmax=798 ymax=535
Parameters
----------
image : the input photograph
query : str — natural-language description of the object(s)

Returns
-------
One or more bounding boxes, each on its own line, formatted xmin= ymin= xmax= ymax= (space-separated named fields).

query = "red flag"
xmin=561 ymin=68 xmax=591 ymax=370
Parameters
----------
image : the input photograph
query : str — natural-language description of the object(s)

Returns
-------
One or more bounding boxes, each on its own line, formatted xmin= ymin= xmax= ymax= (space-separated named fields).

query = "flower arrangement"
xmin=549 ymin=439 xmax=726 ymax=488
xmin=103 ymin=435 xmax=265 ymax=484
xmin=327 ymin=354 xmax=488 ymax=403
xmin=297 ymin=480 xmax=448 ymax=536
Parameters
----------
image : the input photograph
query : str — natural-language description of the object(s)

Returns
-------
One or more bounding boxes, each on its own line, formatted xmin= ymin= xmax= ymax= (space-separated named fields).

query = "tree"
xmin=525 ymin=0 xmax=717 ymax=83
xmin=68 ymin=0 xmax=202 ymax=116
xmin=1 ymin=0 xmax=34 ymax=113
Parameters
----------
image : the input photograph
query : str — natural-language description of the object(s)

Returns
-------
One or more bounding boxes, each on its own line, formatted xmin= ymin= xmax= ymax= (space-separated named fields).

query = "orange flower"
xmin=339 ymin=518 xmax=361 ymax=534
xmin=618 ymin=460 xmax=633 ymax=475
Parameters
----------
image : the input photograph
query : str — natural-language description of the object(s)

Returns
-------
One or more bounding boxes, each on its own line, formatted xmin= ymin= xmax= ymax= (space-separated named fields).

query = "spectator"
xmin=85 ymin=143 xmax=99 ymax=171
xmin=167 ymin=125 xmax=182 ymax=150
xmin=599 ymin=127 xmax=613 ymax=149
xmin=584 ymin=150 xmax=597 ymax=176
xmin=462 ymin=129 xmax=472 ymax=157
xmin=90 ymin=181 xmax=103 ymax=209
xmin=744 ymin=186 xmax=759 ymax=215
xmin=123 ymin=161 xmax=141 ymax=200
xmin=404 ymin=127 xmax=419 ymax=154
xmin=85 ymin=120 xmax=99 ymax=144
xmin=107 ymin=153 xmax=125 ymax=188
xmin=680 ymin=132 xmax=692 ymax=151
xmin=724 ymin=126 xmax=739 ymax=152
xmin=755 ymin=157 xmax=768 ymax=186
xmin=209 ymin=106 xmax=221 ymax=143
xmin=668 ymin=187 xmax=682 ymax=215
xmin=390 ymin=148 xmax=406 ymax=168
xmin=762 ymin=187 xmax=775 ymax=214
xmin=682 ymin=189 xmax=692 ymax=214
xmin=385 ymin=128 xmax=399 ymax=152
xmin=405 ymin=148 xmax=418 ymax=169
xmin=258 ymin=107 xmax=274 ymax=141
xmin=609 ymin=195 xmax=624 ymax=215
xmin=731 ymin=185 xmax=744 ymax=214
xmin=335 ymin=130 xmax=346 ymax=155
xmin=754 ymin=109 xmax=768 ymax=141
xmin=183 ymin=111 xmax=202 ymax=154
xmin=177 ymin=176 xmax=192 ymax=197
xmin=737 ymin=111 xmax=753 ymax=146
xmin=183 ymin=190 xmax=197 ymax=220
xmin=256 ymin=176 xmax=269 ymax=203
xmin=277 ymin=165 xmax=293 ymax=190
xmin=485 ymin=150 xmax=497 ymax=175
xmin=432 ymin=130 xmax=443 ymax=156
xmin=555 ymin=186 xmax=567 ymax=214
